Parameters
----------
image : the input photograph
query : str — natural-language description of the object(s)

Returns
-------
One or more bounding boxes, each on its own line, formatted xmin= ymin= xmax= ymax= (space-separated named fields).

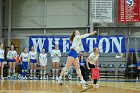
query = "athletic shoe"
xmin=13 ymin=75 xmax=17 ymax=80
xmin=68 ymin=75 xmax=72 ymax=80
xmin=40 ymin=77 xmax=43 ymax=80
xmin=58 ymin=78 xmax=63 ymax=85
xmin=30 ymin=76 xmax=33 ymax=80
xmin=23 ymin=77 xmax=25 ymax=80
xmin=43 ymin=77 xmax=46 ymax=80
xmin=64 ymin=72 xmax=68 ymax=76
xmin=52 ymin=76 xmax=55 ymax=80
xmin=80 ymin=80 xmax=86 ymax=85
xmin=46 ymin=75 xmax=48 ymax=80
xmin=25 ymin=76 xmax=28 ymax=80
xmin=94 ymin=84 xmax=99 ymax=88
xmin=136 ymin=77 xmax=139 ymax=82
xmin=7 ymin=75 xmax=11 ymax=79
xmin=56 ymin=76 xmax=58 ymax=81
xmin=1 ymin=77 xmax=4 ymax=80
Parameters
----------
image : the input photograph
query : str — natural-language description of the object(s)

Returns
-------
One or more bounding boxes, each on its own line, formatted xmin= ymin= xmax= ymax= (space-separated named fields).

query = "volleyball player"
xmin=7 ymin=44 xmax=17 ymax=79
xmin=0 ymin=43 xmax=4 ymax=79
xmin=51 ymin=44 xmax=61 ymax=80
xmin=39 ymin=48 xmax=47 ymax=80
xmin=20 ymin=48 xmax=29 ymax=79
xmin=58 ymin=30 xmax=97 ymax=86
xmin=86 ymin=47 xmax=99 ymax=88
xmin=29 ymin=46 xmax=38 ymax=79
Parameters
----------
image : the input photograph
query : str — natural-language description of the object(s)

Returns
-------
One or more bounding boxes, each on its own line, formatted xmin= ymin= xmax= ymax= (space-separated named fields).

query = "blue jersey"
xmin=79 ymin=59 xmax=86 ymax=66
xmin=137 ymin=61 xmax=140 ymax=67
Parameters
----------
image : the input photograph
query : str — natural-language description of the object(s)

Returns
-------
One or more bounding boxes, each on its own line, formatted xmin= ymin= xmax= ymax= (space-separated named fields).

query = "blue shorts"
xmin=68 ymin=49 xmax=79 ymax=58
xmin=8 ymin=59 xmax=16 ymax=63
xmin=30 ymin=59 xmax=37 ymax=64
xmin=22 ymin=61 xmax=28 ymax=70
xmin=0 ymin=59 xmax=4 ymax=62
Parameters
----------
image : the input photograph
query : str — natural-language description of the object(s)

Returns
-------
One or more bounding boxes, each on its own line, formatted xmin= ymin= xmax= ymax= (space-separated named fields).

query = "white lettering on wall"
xmin=99 ymin=38 xmax=110 ymax=53
xmin=31 ymin=38 xmax=46 ymax=52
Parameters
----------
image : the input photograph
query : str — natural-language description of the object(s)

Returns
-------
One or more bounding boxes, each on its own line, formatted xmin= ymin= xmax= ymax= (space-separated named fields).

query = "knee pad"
xmin=56 ymin=69 xmax=59 ymax=72
xmin=22 ymin=70 xmax=24 ymax=72
xmin=62 ymin=67 xmax=68 ymax=73
xmin=40 ymin=70 xmax=42 ymax=74
xmin=44 ymin=71 xmax=46 ymax=74
xmin=76 ymin=68 xmax=81 ymax=75
xmin=52 ymin=69 xmax=55 ymax=72
xmin=30 ymin=69 xmax=33 ymax=72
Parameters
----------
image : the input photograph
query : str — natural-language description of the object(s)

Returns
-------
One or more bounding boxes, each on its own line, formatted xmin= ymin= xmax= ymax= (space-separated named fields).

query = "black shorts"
xmin=88 ymin=63 xmax=96 ymax=68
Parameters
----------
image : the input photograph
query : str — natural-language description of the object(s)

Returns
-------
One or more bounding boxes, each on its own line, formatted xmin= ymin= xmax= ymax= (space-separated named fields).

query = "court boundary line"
xmin=79 ymin=85 xmax=93 ymax=93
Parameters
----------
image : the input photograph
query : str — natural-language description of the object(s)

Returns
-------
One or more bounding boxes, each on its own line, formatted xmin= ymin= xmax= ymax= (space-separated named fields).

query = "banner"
xmin=29 ymin=36 xmax=126 ymax=53
xmin=92 ymin=0 xmax=113 ymax=23
xmin=118 ymin=0 xmax=140 ymax=22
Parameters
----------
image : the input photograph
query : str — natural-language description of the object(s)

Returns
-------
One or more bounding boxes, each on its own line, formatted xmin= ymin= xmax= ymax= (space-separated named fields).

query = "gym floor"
xmin=0 ymin=80 xmax=140 ymax=93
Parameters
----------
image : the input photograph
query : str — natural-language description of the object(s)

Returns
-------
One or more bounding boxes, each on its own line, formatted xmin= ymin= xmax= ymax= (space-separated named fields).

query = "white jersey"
xmin=29 ymin=51 xmax=37 ymax=60
xmin=51 ymin=49 xmax=61 ymax=62
xmin=0 ymin=49 xmax=4 ymax=59
xmin=88 ymin=53 xmax=99 ymax=65
xmin=71 ymin=34 xmax=89 ymax=53
xmin=20 ymin=52 xmax=29 ymax=62
xmin=7 ymin=50 xmax=17 ymax=59
xmin=39 ymin=53 xmax=47 ymax=63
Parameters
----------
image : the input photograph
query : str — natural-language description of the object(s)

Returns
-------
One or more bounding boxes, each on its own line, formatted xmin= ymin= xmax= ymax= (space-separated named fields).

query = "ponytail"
xmin=70 ymin=31 xmax=75 ymax=42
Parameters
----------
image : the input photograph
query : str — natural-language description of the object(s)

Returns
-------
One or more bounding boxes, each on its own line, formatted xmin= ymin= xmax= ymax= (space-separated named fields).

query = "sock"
xmin=30 ymin=69 xmax=33 ymax=76
xmin=52 ymin=69 xmax=55 ymax=77
xmin=40 ymin=70 xmax=42 ymax=78
xmin=56 ymin=69 xmax=59 ymax=77
xmin=34 ymin=69 xmax=36 ymax=77
xmin=13 ymin=69 xmax=15 ymax=76
xmin=59 ymin=76 xmax=62 ymax=80
xmin=9 ymin=69 xmax=11 ymax=76
xmin=80 ymin=77 xmax=84 ymax=81
xmin=44 ymin=71 xmax=46 ymax=77
xmin=25 ymin=70 xmax=27 ymax=76
xmin=22 ymin=70 xmax=24 ymax=77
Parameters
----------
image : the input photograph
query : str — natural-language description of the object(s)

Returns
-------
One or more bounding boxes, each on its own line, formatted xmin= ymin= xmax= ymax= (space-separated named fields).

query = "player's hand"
xmin=87 ymin=67 xmax=90 ymax=70
xmin=97 ymin=67 xmax=100 ymax=69
xmin=89 ymin=31 xmax=97 ymax=36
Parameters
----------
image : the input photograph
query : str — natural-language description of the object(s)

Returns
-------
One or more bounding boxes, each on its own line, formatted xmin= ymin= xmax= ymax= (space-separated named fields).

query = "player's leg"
xmin=30 ymin=63 xmax=33 ymax=78
xmin=8 ymin=62 xmax=12 ymax=78
xmin=24 ymin=62 xmax=28 ymax=79
xmin=0 ymin=61 xmax=4 ymax=79
xmin=58 ymin=56 xmax=75 ymax=85
xmin=52 ymin=62 xmax=55 ymax=80
xmin=88 ymin=63 xmax=99 ymax=88
xmin=33 ymin=62 xmax=37 ymax=77
xmin=55 ymin=62 xmax=59 ymax=80
xmin=40 ymin=66 xmax=43 ymax=80
xmin=21 ymin=62 xmax=25 ymax=78
xmin=73 ymin=58 xmax=86 ymax=85
xmin=43 ymin=66 xmax=47 ymax=79
xmin=12 ymin=61 xmax=16 ymax=77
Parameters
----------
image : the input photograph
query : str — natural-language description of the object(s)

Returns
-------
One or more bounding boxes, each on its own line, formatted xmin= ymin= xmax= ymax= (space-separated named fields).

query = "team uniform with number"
xmin=29 ymin=51 xmax=37 ymax=63
xmin=0 ymin=49 xmax=4 ymax=62
xmin=7 ymin=50 xmax=17 ymax=62
xmin=39 ymin=53 xmax=47 ymax=66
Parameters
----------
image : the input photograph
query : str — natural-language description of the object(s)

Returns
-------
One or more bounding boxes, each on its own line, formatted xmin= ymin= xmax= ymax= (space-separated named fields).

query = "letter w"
xmin=31 ymin=38 xmax=46 ymax=52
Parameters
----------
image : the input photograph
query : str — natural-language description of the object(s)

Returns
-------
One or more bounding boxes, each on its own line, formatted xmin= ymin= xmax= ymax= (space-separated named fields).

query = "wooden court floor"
xmin=0 ymin=80 xmax=140 ymax=93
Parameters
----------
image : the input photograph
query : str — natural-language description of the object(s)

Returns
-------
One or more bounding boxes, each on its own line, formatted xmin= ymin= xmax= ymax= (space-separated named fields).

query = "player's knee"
xmin=76 ymin=68 xmax=81 ymax=74
xmin=62 ymin=67 xmax=68 ymax=73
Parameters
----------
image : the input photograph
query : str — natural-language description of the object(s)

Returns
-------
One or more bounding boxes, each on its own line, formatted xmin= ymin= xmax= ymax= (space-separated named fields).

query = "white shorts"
xmin=40 ymin=62 xmax=47 ymax=66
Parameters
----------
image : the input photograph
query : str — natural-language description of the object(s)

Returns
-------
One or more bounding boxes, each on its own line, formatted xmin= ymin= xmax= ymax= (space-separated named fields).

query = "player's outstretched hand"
xmin=89 ymin=31 xmax=97 ymax=36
